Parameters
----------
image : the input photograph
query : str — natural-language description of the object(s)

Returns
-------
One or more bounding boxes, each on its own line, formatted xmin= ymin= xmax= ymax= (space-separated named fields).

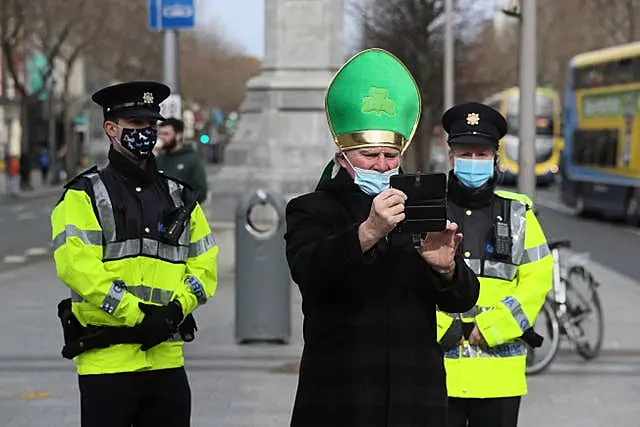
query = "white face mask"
xmin=342 ymin=154 xmax=400 ymax=196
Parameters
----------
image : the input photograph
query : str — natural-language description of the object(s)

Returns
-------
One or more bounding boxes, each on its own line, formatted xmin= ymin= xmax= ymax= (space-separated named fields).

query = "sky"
xmin=196 ymin=0 xmax=496 ymax=59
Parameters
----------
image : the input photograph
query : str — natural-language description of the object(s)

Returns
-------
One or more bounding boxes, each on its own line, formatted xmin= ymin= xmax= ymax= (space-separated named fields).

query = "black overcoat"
xmin=284 ymin=169 xmax=480 ymax=427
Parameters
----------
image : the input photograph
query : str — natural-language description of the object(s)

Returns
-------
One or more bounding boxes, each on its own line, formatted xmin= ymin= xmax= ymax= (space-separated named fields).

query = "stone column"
xmin=208 ymin=0 xmax=344 ymax=221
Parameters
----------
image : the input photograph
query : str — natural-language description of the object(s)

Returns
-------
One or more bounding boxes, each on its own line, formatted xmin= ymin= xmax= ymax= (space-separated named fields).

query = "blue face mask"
xmin=353 ymin=166 xmax=399 ymax=196
xmin=453 ymin=157 xmax=494 ymax=188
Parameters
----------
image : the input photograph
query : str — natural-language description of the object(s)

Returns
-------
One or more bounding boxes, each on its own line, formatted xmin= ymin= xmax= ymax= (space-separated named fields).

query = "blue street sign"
xmin=149 ymin=0 xmax=195 ymax=31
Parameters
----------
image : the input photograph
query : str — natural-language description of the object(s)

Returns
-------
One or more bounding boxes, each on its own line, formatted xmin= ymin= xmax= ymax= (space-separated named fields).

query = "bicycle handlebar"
xmin=548 ymin=240 xmax=572 ymax=251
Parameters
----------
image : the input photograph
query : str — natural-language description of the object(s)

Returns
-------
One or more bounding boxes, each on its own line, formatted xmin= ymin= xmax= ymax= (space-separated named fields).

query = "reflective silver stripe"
xmin=461 ymin=305 xmax=493 ymax=319
xmin=179 ymin=221 xmax=190 ymax=246
xmin=463 ymin=258 xmax=517 ymax=281
xmin=188 ymin=233 xmax=216 ymax=257
xmin=483 ymin=260 xmax=517 ymax=281
xmin=501 ymin=295 xmax=531 ymax=332
xmin=99 ymin=280 xmax=127 ymax=315
xmin=444 ymin=341 xmax=526 ymax=359
xmin=87 ymin=173 xmax=116 ymax=243
xmin=509 ymin=200 xmax=527 ymax=264
xmin=72 ymin=284 xmax=174 ymax=305
xmin=167 ymin=180 xmax=184 ymax=207
xmin=53 ymin=225 xmax=103 ymax=251
xmin=185 ymin=275 xmax=207 ymax=305
xmin=103 ymin=238 xmax=188 ymax=263
xmin=71 ymin=290 xmax=84 ymax=302
xmin=127 ymin=285 xmax=173 ymax=305
xmin=167 ymin=332 xmax=183 ymax=342
xmin=166 ymin=180 xmax=192 ymax=246
xmin=463 ymin=258 xmax=481 ymax=274
xmin=521 ymin=242 xmax=551 ymax=264
xmin=104 ymin=240 xmax=140 ymax=259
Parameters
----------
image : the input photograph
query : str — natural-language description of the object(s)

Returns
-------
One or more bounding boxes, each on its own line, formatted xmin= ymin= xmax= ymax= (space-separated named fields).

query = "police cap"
xmin=91 ymin=81 xmax=170 ymax=121
xmin=442 ymin=102 xmax=507 ymax=148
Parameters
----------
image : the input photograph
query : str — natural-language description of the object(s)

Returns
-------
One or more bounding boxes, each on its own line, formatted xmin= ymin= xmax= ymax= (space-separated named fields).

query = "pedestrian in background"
xmin=156 ymin=117 xmax=208 ymax=204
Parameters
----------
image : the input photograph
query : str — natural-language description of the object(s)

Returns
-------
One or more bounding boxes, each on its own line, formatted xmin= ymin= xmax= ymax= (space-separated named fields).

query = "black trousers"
xmin=448 ymin=396 xmax=521 ymax=427
xmin=78 ymin=367 xmax=191 ymax=427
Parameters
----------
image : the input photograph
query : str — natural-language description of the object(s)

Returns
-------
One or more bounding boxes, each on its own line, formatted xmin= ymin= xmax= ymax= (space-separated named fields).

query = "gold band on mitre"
xmin=334 ymin=130 xmax=407 ymax=152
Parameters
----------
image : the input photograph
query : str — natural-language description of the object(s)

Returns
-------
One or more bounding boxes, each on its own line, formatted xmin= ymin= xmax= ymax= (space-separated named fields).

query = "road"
xmin=0 ymin=193 xmax=58 ymax=271
xmin=534 ymin=186 xmax=640 ymax=282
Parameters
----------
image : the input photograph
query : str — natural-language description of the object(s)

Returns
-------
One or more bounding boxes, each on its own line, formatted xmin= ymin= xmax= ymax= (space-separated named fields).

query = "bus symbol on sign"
xmin=163 ymin=5 xmax=193 ymax=18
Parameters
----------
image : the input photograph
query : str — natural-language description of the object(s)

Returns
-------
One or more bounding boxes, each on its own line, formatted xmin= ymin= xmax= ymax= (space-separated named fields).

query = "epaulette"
xmin=63 ymin=165 xmax=99 ymax=189
xmin=494 ymin=189 xmax=533 ymax=210
xmin=157 ymin=169 xmax=194 ymax=191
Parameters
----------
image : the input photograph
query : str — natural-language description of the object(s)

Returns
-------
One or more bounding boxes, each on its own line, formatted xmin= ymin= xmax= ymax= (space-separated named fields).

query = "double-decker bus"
xmin=483 ymin=86 xmax=563 ymax=186
xmin=560 ymin=42 xmax=640 ymax=224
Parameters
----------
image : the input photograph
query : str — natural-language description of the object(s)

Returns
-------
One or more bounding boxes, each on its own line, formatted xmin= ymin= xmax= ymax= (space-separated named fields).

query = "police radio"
xmin=493 ymin=201 xmax=512 ymax=260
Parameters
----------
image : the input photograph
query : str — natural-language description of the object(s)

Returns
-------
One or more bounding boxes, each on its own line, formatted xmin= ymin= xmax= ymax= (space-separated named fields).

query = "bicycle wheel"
xmin=565 ymin=266 xmax=604 ymax=360
xmin=525 ymin=300 xmax=561 ymax=375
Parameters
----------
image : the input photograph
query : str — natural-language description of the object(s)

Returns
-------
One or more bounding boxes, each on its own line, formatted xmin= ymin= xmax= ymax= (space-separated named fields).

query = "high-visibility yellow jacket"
xmin=437 ymin=190 xmax=553 ymax=398
xmin=51 ymin=164 xmax=218 ymax=375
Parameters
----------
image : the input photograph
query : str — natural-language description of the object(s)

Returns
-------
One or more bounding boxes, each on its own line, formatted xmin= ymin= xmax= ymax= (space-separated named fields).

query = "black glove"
xmin=521 ymin=327 xmax=544 ymax=348
xmin=137 ymin=301 xmax=184 ymax=351
xmin=461 ymin=322 xmax=475 ymax=340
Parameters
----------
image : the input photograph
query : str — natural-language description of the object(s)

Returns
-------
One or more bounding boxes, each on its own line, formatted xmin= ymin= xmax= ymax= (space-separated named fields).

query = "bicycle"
xmin=525 ymin=239 xmax=605 ymax=375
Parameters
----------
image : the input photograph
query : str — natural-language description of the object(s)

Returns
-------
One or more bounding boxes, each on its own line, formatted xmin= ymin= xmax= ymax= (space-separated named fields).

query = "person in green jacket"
xmin=157 ymin=118 xmax=208 ymax=203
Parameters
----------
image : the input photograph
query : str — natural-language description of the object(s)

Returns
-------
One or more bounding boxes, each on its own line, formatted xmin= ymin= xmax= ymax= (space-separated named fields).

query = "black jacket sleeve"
xmin=284 ymin=193 xmax=376 ymax=292
xmin=427 ymin=253 xmax=480 ymax=313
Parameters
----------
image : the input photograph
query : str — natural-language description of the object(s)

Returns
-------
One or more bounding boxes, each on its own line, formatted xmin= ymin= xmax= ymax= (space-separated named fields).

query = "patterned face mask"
xmin=119 ymin=126 xmax=158 ymax=159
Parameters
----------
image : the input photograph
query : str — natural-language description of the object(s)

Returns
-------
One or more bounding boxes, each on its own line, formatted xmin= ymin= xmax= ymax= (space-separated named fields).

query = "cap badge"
xmin=142 ymin=92 xmax=154 ymax=104
xmin=361 ymin=87 xmax=396 ymax=116
xmin=466 ymin=112 xmax=480 ymax=126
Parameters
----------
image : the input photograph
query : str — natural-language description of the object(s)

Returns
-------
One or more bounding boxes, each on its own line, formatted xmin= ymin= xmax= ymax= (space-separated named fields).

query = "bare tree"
xmin=86 ymin=0 xmax=164 ymax=82
xmin=461 ymin=0 xmax=640 ymax=107
xmin=1 ymin=0 xmax=116 ymax=183
xmin=350 ymin=0 xmax=480 ymax=171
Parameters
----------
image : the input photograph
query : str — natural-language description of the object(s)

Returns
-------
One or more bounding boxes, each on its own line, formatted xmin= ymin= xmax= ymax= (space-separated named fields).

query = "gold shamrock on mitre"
xmin=466 ymin=112 xmax=480 ymax=126
xmin=142 ymin=92 xmax=154 ymax=104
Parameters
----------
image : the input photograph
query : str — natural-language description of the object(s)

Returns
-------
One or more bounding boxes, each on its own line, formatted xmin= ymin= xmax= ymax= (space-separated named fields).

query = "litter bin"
xmin=235 ymin=189 xmax=291 ymax=344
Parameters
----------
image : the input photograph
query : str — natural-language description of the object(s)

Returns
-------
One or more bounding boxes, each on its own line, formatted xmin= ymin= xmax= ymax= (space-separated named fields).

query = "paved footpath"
xmin=1 ymin=254 xmax=639 ymax=426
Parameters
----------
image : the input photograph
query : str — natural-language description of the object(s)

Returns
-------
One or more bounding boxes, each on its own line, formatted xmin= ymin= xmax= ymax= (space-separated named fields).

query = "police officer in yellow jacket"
xmin=51 ymin=81 xmax=218 ymax=427
xmin=437 ymin=102 xmax=552 ymax=427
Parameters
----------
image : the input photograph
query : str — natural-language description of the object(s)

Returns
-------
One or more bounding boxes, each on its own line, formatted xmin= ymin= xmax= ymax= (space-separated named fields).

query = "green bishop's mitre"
xmin=325 ymin=48 xmax=421 ymax=154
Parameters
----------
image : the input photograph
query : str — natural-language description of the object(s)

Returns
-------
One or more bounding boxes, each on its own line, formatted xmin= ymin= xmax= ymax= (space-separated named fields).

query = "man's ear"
xmin=104 ymin=120 xmax=119 ymax=138
xmin=335 ymin=151 xmax=347 ymax=169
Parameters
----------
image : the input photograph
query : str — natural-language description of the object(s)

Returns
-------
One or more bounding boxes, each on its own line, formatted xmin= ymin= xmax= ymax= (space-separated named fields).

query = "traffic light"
xmin=199 ymin=134 xmax=210 ymax=144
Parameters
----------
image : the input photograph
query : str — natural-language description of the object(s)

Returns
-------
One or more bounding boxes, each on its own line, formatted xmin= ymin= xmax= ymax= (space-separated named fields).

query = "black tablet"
xmin=390 ymin=173 xmax=448 ymax=233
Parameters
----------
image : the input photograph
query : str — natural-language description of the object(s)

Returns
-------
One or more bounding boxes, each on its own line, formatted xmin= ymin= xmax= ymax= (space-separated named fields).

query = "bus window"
xmin=505 ymin=92 xmax=555 ymax=136
xmin=571 ymin=129 xmax=618 ymax=168
xmin=535 ymin=94 xmax=554 ymax=116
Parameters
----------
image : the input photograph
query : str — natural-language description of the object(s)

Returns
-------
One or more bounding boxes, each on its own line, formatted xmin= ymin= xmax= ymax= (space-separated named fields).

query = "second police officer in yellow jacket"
xmin=51 ymin=81 xmax=218 ymax=427
xmin=437 ymin=102 xmax=553 ymax=427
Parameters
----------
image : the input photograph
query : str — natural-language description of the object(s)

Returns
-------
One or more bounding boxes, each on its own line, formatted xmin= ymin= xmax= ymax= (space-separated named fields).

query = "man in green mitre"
xmin=284 ymin=48 xmax=480 ymax=427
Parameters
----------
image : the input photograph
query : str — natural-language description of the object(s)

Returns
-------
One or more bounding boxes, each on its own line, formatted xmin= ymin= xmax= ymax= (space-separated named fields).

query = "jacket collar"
xmin=447 ymin=170 xmax=496 ymax=209
xmin=107 ymin=146 xmax=158 ymax=187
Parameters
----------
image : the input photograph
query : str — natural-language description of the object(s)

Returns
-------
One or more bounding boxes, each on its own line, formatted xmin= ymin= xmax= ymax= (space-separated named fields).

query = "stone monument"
xmin=208 ymin=0 xmax=345 ymax=221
